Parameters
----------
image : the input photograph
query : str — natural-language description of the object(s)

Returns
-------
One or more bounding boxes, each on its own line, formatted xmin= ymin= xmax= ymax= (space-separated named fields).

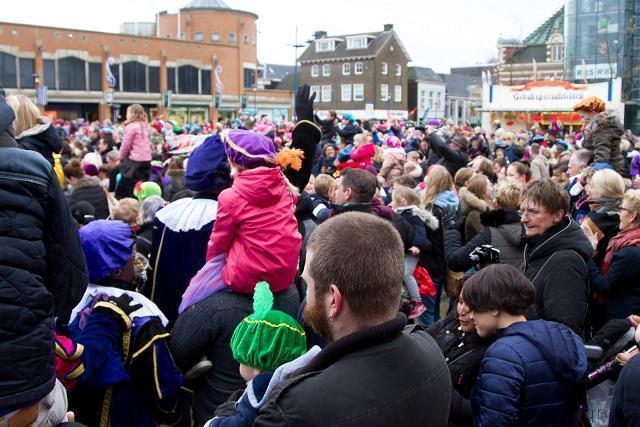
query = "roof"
xmin=511 ymin=45 xmax=548 ymax=63
xmin=184 ymin=0 xmax=229 ymax=8
xmin=261 ymin=64 xmax=294 ymax=81
xmin=275 ymin=73 xmax=295 ymax=91
xmin=408 ymin=67 xmax=444 ymax=83
xmin=439 ymin=73 xmax=482 ymax=97
xmin=299 ymin=30 xmax=410 ymax=62
xmin=523 ymin=6 xmax=564 ymax=45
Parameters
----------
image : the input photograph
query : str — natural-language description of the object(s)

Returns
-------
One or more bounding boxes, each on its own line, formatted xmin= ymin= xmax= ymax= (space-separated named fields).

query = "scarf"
xmin=602 ymin=226 xmax=640 ymax=275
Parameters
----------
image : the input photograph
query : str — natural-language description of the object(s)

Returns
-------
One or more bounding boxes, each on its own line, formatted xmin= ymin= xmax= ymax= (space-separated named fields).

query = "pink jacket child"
xmin=179 ymin=130 xmax=302 ymax=312
xmin=119 ymin=120 xmax=152 ymax=162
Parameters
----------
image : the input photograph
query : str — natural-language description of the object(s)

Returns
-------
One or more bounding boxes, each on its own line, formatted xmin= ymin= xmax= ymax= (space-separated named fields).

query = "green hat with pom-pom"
xmin=230 ymin=282 xmax=307 ymax=373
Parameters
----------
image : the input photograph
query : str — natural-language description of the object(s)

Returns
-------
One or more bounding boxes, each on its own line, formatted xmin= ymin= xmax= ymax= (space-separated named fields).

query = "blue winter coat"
xmin=471 ymin=320 xmax=587 ymax=427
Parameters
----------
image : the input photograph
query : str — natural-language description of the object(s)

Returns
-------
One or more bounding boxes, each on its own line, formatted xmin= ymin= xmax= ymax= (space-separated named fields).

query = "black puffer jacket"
xmin=427 ymin=309 xmax=492 ymax=427
xmin=69 ymin=176 xmax=110 ymax=220
xmin=523 ymin=219 xmax=592 ymax=338
xmin=0 ymin=143 xmax=87 ymax=410
xmin=15 ymin=121 xmax=64 ymax=165
xmin=427 ymin=132 xmax=469 ymax=178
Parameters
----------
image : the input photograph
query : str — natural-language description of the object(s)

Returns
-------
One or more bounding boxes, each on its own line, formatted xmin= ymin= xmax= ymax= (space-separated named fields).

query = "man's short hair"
xmin=572 ymin=149 xmax=593 ymax=166
xmin=306 ymin=212 xmax=404 ymax=321
xmin=462 ymin=264 xmax=535 ymax=315
xmin=530 ymin=143 xmax=541 ymax=155
xmin=340 ymin=168 xmax=377 ymax=203
xmin=313 ymin=174 xmax=335 ymax=198
xmin=521 ymin=178 xmax=569 ymax=215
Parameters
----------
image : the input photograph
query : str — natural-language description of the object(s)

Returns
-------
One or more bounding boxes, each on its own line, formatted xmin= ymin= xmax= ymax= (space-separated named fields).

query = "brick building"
xmin=0 ymin=0 xmax=292 ymax=123
xmin=298 ymin=25 xmax=410 ymax=120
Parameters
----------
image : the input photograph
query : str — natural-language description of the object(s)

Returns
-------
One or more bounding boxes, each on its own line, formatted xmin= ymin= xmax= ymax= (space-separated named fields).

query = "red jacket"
xmin=205 ymin=167 xmax=301 ymax=293
xmin=337 ymin=143 xmax=375 ymax=170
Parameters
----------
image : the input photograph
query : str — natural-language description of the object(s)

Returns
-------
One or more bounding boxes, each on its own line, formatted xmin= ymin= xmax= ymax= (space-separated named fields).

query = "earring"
xmin=328 ymin=315 xmax=336 ymax=322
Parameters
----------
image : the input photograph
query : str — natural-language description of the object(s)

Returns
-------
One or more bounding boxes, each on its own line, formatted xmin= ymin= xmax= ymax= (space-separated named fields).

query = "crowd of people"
xmin=2 ymin=82 xmax=640 ymax=426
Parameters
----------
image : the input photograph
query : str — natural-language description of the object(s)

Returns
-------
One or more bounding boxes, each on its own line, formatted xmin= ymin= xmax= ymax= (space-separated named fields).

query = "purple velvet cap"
xmin=223 ymin=129 xmax=277 ymax=169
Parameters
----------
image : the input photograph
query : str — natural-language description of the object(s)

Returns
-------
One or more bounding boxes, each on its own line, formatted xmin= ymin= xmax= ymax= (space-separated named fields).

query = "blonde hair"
xmin=407 ymin=151 xmax=420 ymax=162
xmin=111 ymin=198 xmax=140 ymax=226
xmin=353 ymin=133 xmax=368 ymax=147
xmin=502 ymin=132 xmax=516 ymax=144
xmin=6 ymin=94 xmax=46 ymax=135
xmin=591 ymin=169 xmax=625 ymax=200
xmin=373 ymin=145 xmax=384 ymax=163
xmin=421 ymin=165 xmax=454 ymax=208
xmin=127 ymin=104 xmax=147 ymax=122
xmin=314 ymin=174 xmax=335 ymax=198
xmin=623 ymin=189 xmax=640 ymax=222
xmin=392 ymin=185 xmax=420 ymax=206
xmin=495 ymin=178 xmax=522 ymax=209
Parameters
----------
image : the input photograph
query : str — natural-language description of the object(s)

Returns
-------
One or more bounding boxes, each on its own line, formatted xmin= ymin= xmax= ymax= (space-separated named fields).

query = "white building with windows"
xmin=408 ymin=67 xmax=446 ymax=121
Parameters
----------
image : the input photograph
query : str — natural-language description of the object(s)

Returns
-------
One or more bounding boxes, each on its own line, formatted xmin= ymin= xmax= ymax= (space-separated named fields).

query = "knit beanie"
xmin=230 ymin=282 xmax=307 ymax=373
xmin=133 ymin=181 xmax=163 ymax=201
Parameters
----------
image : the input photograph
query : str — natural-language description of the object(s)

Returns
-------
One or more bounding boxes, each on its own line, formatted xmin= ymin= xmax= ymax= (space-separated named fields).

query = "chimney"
xmin=314 ymin=31 xmax=327 ymax=39
xmin=383 ymin=24 xmax=393 ymax=32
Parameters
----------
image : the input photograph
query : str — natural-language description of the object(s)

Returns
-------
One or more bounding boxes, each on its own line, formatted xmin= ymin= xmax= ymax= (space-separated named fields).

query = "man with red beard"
xmin=254 ymin=212 xmax=451 ymax=426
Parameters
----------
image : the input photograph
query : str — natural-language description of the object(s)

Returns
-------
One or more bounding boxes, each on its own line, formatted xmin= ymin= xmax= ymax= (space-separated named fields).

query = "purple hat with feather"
xmin=223 ymin=129 xmax=277 ymax=169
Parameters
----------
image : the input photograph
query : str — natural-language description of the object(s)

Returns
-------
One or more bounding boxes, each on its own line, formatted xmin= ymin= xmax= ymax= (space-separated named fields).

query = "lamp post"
xmin=287 ymin=26 xmax=305 ymax=119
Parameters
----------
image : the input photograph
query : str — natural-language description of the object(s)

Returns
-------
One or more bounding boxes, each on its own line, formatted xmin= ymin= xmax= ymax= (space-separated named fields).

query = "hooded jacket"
xmin=69 ymin=176 xmax=110 ymax=220
xmin=523 ymin=219 xmax=592 ymax=338
xmin=379 ymin=147 xmax=405 ymax=188
xmin=471 ymin=320 xmax=587 ymax=426
xmin=419 ymin=191 xmax=460 ymax=278
xmin=205 ymin=167 xmax=301 ymax=294
xmin=395 ymin=205 xmax=438 ymax=250
xmin=530 ymin=155 xmax=551 ymax=180
xmin=582 ymin=111 xmax=625 ymax=174
xmin=15 ymin=120 xmax=63 ymax=165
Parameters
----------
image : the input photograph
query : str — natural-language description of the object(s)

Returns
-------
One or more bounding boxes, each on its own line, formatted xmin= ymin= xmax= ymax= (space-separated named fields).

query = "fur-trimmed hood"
xmin=73 ymin=176 xmax=102 ymax=190
xmin=459 ymin=187 xmax=491 ymax=214
xmin=394 ymin=205 xmax=439 ymax=230
xmin=383 ymin=147 xmax=405 ymax=160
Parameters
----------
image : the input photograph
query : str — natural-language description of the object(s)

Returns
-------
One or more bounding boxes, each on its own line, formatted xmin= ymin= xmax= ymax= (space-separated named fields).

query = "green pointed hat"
xmin=230 ymin=282 xmax=307 ymax=372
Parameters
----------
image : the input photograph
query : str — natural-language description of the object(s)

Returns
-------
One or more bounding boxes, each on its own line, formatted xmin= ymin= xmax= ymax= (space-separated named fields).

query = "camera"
xmin=469 ymin=245 xmax=501 ymax=265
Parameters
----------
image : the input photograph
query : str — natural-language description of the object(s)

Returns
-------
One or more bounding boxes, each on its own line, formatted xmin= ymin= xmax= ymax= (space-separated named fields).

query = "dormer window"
xmin=347 ymin=37 xmax=368 ymax=50
xmin=316 ymin=39 xmax=336 ymax=52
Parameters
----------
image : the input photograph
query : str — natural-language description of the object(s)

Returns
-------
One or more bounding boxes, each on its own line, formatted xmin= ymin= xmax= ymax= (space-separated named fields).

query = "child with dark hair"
xmin=463 ymin=264 xmax=587 ymax=426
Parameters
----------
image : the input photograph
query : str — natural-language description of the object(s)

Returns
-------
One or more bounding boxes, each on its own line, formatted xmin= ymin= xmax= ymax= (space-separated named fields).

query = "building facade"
xmin=440 ymin=73 xmax=483 ymax=125
xmin=564 ymin=0 xmax=639 ymax=131
xmin=298 ymin=25 xmax=410 ymax=120
xmin=408 ymin=67 xmax=446 ymax=121
xmin=494 ymin=7 xmax=565 ymax=86
xmin=0 ymin=0 xmax=292 ymax=123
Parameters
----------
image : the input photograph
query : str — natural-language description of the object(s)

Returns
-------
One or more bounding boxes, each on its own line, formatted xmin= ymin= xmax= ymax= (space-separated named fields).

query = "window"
xmin=381 ymin=62 xmax=388 ymax=75
xmin=435 ymin=92 xmax=442 ymax=111
xmin=89 ymin=62 xmax=102 ymax=91
xmin=354 ymin=62 xmax=363 ymax=75
xmin=211 ymin=32 xmax=220 ymax=42
xmin=43 ymin=59 xmax=56 ymax=90
xmin=429 ymin=91 xmax=434 ymax=109
xmin=342 ymin=63 xmax=351 ymax=75
xmin=353 ymin=83 xmax=364 ymax=101
xmin=194 ymin=32 xmax=203 ymax=41
xmin=148 ymin=66 xmax=159 ymax=93
xmin=167 ymin=67 xmax=176 ymax=92
xmin=243 ymin=34 xmax=250 ymax=44
xmin=18 ymin=58 xmax=34 ymax=89
xmin=315 ymin=39 xmax=335 ymax=52
xmin=394 ymin=85 xmax=402 ymax=102
xmin=551 ymin=44 xmax=563 ymax=62
xmin=310 ymin=85 xmax=320 ymax=99
xmin=321 ymin=85 xmax=331 ymax=102
xmin=58 ymin=57 xmax=86 ymax=90
xmin=243 ymin=67 xmax=255 ymax=88
xmin=311 ymin=64 xmax=319 ymax=77
xmin=346 ymin=37 xmax=368 ymax=49
xmin=420 ymin=90 xmax=427 ymax=110
xmin=341 ymin=84 xmax=351 ymax=102
xmin=122 ymin=61 xmax=147 ymax=92
xmin=179 ymin=32 xmax=185 ymax=40
xmin=322 ymin=64 xmax=331 ymax=76
xmin=201 ymin=69 xmax=211 ymax=94
xmin=178 ymin=65 xmax=199 ymax=94
xmin=228 ymin=33 xmax=237 ymax=43
xmin=380 ymin=84 xmax=388 ymax=101
xmin=395 ymin=64 xmax=402 ymax=76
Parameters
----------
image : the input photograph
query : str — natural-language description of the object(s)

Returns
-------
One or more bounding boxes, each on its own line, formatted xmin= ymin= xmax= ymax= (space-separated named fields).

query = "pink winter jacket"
xmin=205 ymin=167 xmax=301 ymax=294
xmin=118 ymin=121 xmax=152 ymax=162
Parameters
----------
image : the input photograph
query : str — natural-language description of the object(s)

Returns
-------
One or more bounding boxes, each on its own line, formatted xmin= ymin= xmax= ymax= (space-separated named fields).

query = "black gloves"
xmin=108 ymin=293 xmax=142 ymax=317
xmin=442 ymin=206 xmax=461 ymax=230
xmin=295 ymin=84 xmax=316 ymax=122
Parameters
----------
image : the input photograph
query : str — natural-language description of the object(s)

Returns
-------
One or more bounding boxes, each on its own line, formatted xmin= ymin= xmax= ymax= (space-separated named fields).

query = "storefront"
xmin=481 ymin=78 xmax=624 ymax=133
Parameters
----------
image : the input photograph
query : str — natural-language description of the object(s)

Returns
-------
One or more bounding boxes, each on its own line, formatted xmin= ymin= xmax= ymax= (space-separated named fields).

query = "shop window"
xmin=0 ymin=52 xmax=18 ymax=89
xmin=167 ymin=67 xmax=176 ymax=92
xmin=89 ymin=62 xmax=102 ymax=91
xmin=58 ymin=57 xmax=86 ymax=90
xmin=244 ymin=67 xmax=256 ymax=88
xmin=178 ymin=65 xmax=199 ymax=94
xmin=122 ymin=61 xmax=147 ymax=93
xmin=148 ymin=66 xmax=159 ymax=93
xmin=18 ymin=58 xmax=34 ymax=89
xmin=201 ymin=69 xmax=211 ymax=94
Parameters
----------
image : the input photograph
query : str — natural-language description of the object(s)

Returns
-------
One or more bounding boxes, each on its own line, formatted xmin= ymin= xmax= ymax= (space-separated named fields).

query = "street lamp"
xmin=287 ymin=26 xmax=305 ymax=118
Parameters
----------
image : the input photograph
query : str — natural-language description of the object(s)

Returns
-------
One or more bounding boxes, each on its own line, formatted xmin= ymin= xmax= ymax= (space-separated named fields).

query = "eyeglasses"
xmin=518 ymin=209 xmax=543 ymax=218
xmin=619 ymin=207 xmax=633 ymax=214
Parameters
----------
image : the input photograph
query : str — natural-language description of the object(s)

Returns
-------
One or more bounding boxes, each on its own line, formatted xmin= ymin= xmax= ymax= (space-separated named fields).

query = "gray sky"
xmin=3 ymin=0 xmax=563 ymax=73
